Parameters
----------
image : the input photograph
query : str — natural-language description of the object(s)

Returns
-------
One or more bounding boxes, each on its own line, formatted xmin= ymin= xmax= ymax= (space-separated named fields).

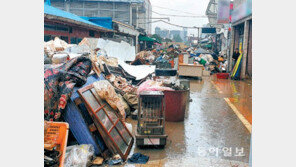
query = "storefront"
xmin=229 ymin=0 xmax=252 ymax=79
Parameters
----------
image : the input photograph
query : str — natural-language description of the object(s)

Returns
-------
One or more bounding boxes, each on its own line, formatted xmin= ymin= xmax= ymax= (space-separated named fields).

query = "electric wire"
xmin=152 ymin=11 xmax=207 ymax=18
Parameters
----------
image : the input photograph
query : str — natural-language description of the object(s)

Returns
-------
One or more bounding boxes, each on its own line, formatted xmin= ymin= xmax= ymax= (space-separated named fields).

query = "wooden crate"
xmin=179 ymin=64 xmax=203 ymax=77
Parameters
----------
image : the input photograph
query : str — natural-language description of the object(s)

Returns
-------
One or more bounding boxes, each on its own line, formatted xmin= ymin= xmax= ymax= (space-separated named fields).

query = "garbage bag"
xmin=64 ymin=144 xmax=94 ymax=167
xmin=93 ymin=80 xmax=126 ymax=119
xmin=51 ymin=53 xmax=69 ymax=64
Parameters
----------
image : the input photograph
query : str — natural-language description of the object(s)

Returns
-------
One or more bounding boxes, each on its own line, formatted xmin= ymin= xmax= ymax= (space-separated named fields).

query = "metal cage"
xmin=137 ymin=91 xmax=165 ymax=135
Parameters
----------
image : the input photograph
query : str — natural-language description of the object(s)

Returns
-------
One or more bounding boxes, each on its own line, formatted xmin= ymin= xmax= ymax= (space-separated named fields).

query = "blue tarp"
xmin=44 ymin=4 xmax=113 ymax=30
xmin=81 ymin=17 xmax=113 ymax=30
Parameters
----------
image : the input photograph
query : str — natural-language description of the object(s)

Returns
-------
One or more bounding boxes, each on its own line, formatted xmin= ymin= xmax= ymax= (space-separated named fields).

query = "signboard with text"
xmin=232 ymin=0 xmax=252 ymax=23
xmin=202 ymin=28 xmax=216 ymax=34
xmin=217 ymin=0 xmax=230 ymax=24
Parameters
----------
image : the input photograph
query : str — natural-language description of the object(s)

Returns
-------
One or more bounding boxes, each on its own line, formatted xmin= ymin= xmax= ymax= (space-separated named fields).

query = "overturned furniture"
xmin=136 ymin=91 xmax=167 ymax=147
xmin=78 ymin=84 xmax=134 ymax=161
xmin=64 ymin=74 xmax=109 ymax=157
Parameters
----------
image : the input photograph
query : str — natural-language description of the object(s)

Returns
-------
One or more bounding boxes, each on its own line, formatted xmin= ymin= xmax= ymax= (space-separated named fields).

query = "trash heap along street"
xmin=44 ymin=0 xmax=252 ymax=166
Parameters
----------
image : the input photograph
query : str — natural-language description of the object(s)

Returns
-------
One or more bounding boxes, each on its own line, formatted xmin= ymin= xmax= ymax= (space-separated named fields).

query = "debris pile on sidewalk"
xmin=131 ymin=51 xmax=155 ymax=65
xmin=43 ymin=37 xmax=201 ymax=167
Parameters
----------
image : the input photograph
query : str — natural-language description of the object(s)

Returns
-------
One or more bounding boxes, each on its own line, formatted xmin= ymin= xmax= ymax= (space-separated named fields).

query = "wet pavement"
xmin=211 ymin=77 xmax=252 ymax=124
xmin=116 ymin=76 xmax=251 ymax=167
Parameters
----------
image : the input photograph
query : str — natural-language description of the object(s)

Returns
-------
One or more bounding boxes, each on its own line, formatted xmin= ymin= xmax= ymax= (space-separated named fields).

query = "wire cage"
xmin=137 ymin=91 xmax=165 ymax=135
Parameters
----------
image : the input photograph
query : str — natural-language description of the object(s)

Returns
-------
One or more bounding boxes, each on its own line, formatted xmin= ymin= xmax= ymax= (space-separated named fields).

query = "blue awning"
xmin=81 ymin=17 xmax=113 ymax=30
xmin=44 ymin=4 xmax=113 ymax=31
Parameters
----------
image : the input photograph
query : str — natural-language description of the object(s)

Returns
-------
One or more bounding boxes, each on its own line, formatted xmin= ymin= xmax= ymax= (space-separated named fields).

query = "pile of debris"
xmin=44 ymin=37 xmax=187 ymax=167
xmin=131 ymin=51 xmax=155 ymax=65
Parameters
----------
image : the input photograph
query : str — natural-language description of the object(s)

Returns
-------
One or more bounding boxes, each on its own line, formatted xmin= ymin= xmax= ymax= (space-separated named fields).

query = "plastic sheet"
xmin=137 ymin=80 xmax=173 ymax=95
xmin=51 ymin=53 xmax=69 ymax=64
xmin=96 ymin=38 xmax=136 ymax=61
xmin=64 ymin=144 xmax=94 ymax=167
xmin=118 ymin=60 xmax=155 ymax=80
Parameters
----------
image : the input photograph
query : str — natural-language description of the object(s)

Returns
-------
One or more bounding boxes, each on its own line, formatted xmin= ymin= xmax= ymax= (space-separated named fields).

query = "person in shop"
xmin=232 ymin=48 xmax=240 ymax=69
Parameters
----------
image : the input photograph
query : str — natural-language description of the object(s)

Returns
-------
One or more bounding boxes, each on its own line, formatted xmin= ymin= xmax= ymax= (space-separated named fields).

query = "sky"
xmin=150 ymin=0 xmax=210 ymax=37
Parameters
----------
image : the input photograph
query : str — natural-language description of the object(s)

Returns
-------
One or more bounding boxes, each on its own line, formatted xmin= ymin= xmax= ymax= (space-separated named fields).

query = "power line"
xmin=159 ymin=20 xmax=202 ymax=29
xmin=152 ymin=5 xmax=201 ymax=16
xmin=139 ymin=19 xmax=203 ymax=29
xmin=152 ymin=11 xmax=207 ymax=18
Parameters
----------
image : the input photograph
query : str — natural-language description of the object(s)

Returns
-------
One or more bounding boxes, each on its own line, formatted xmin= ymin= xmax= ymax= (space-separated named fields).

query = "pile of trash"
xmin=131 ymin=51 xmax=155 ymax=65
xmin=44 ymin=37 xmax=188 ymax=167
xmin=183 ymin=47 xmax=229 ymax=74
xmin=44 ymin=37 xmax=92 ymax=65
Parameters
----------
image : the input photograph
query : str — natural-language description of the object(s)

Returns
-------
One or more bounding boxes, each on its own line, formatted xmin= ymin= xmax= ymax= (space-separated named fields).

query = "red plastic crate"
xmin=216 ymin=73 xmax=229 ymax=79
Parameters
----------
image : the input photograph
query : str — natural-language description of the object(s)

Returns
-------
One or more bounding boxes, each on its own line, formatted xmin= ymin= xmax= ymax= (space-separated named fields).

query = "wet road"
xmin=211 ymin=77 xmax=252 ymax=124
xmin=118 ymin=76 xmax=251 ymax=167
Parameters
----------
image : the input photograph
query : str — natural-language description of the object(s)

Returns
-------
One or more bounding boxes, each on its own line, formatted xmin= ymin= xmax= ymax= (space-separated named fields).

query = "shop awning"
xmin=139 ymin=36 xmax=155 ymax=42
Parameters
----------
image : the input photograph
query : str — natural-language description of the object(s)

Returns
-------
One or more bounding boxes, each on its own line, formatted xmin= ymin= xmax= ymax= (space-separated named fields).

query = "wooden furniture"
xmin=178 ymin=63 xmax=203 ymax=77
xmin=78 ymin=84 xmax=134 ymax=161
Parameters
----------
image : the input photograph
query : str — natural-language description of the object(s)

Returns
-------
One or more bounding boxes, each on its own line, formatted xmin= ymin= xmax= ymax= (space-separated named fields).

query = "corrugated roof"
xmin=44 ymin=4 xmax=113 ymax=31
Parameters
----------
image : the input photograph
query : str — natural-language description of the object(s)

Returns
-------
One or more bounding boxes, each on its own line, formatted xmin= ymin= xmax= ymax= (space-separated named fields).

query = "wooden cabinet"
xmin=179 ymin=64 xmax=203 ymax=77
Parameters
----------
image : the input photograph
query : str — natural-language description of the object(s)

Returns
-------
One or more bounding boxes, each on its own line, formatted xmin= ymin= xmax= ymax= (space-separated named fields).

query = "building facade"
xmin=154 ymin=27 xmax=169 ymax=39
xmin=169 ymin=30 xmax=181 ymax=39
xmin=50 ymin=0 xmax=152 ymax=34
xmin=230 ymin=0 xmax=252 ymax=78
xmin=44 ymin=3 xmax=113 ymax=44
xmin=205 ymin=0 xmax=252 ymax=79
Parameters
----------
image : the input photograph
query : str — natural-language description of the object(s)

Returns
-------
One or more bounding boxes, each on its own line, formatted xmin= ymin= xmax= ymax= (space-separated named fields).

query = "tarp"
xmin=96 ymin=39 xmax=136 ymax=61
xmin=231 ymin=53 xmax=243 ymax=79
xmin=118 ymin=60 xmax=155 ymax=80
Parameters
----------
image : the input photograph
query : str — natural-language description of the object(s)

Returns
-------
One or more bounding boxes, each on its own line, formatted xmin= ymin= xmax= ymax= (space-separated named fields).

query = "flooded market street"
xmin=121 ymin=77 xmax=251 ymax=167
xmin=42 ymin=0 xmax=254 ymax=166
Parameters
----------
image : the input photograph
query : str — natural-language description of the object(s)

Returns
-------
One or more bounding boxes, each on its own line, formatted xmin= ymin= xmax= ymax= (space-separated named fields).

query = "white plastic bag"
xmin=51 ymin=53 xmax=69 ymax=64
xmin=64 ymin=144 xmax=94 ymax=167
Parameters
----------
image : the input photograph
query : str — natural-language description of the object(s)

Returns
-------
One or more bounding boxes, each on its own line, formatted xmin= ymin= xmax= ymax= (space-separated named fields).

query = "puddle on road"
xmin=125 ymin=78 xmax=251 ymax=166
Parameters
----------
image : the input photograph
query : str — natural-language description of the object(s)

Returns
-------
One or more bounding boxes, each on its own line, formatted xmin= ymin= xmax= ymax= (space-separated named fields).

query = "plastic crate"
xmin=216 ymin=73 xmax=229 ymax=79
xmin=44 ymin=121 xmax=69 ymax=167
